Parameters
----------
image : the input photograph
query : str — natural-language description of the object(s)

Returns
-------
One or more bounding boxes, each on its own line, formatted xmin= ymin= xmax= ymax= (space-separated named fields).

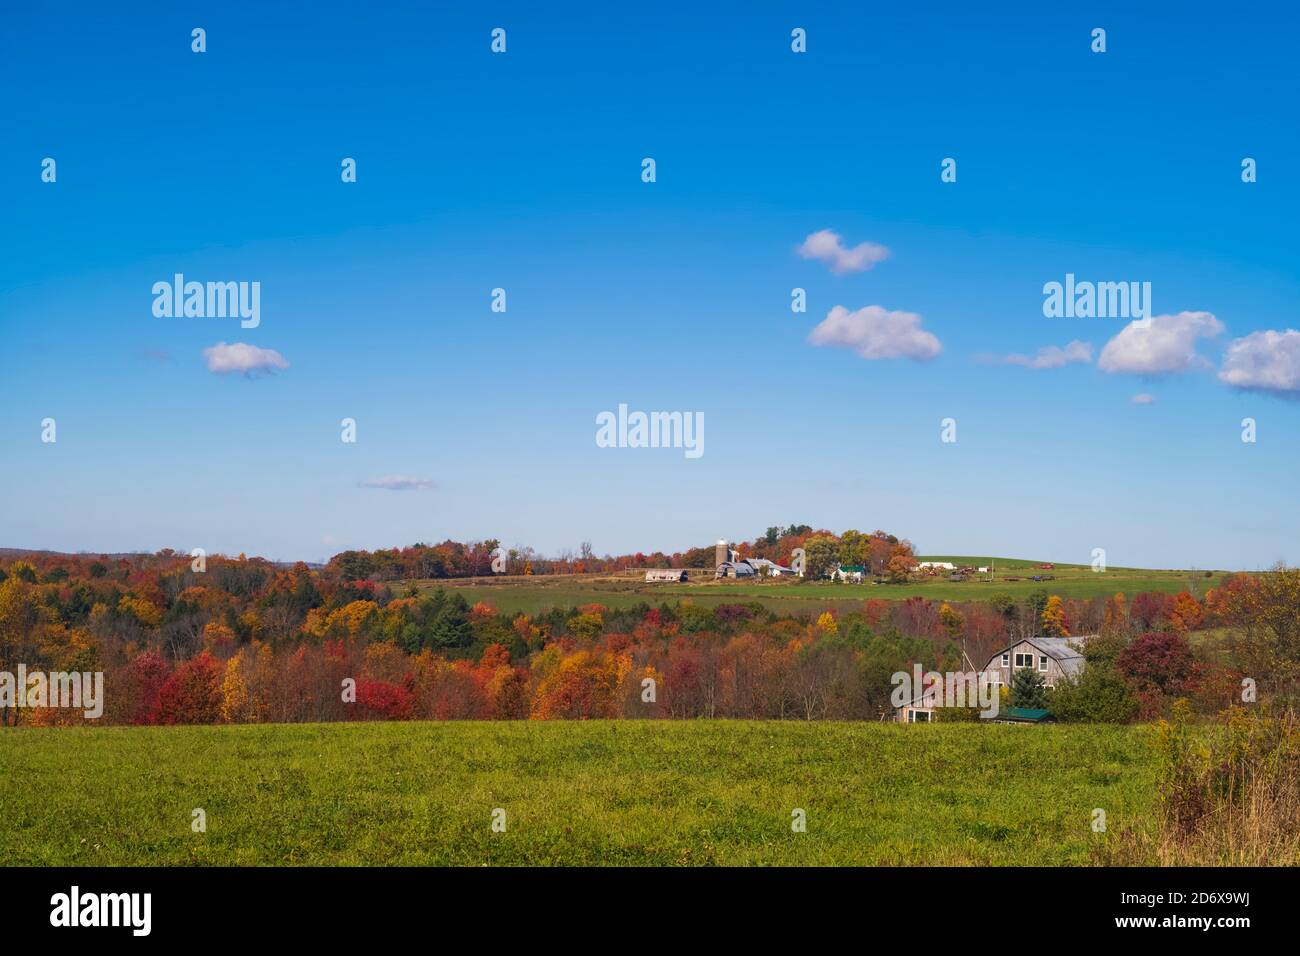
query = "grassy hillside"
xmin=405 ymin=559 xmax=1226 ymax=616
xmin=0 ymin=721 xmax=1159 ymax=866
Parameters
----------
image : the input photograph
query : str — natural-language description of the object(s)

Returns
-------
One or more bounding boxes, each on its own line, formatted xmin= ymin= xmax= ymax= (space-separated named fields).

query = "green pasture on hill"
xmin=403 ymin=558 xmax=1225 ymax=617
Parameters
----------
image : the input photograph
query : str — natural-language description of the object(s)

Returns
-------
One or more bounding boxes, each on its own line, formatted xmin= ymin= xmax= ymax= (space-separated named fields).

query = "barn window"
xmin=1039 ymin=656 xmax=1049 ymax=671
xmin=1014 ymin=653 xmax=1034 ymax=668
xmin=1001 ymin=653 xmax=1009 ymax=666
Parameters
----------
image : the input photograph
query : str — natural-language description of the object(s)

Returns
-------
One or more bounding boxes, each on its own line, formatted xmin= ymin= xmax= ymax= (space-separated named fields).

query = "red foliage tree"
xmin=1129 ymin=592 xmax=1172 ymax=631
xmin=355 ymin=678 xmax=414 ymax=720
xmin=155 ymin=651 xmax=224 ymax=724
xmin=123 ymin=650 xmax=172 ymax=725
xmin=1117 ymin=631 xmax=1198 ymax=699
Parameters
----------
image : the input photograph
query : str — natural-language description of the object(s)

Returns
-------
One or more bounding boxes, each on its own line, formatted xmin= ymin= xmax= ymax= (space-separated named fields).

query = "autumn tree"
xmin=939 ymin=602 xmax=964 ymax=640
xmin=1040 ymin=595 xmax=1069 ymax=637
xmin=838 ymin=530 xmax=869 ymax=568
xmin=803 ymin=535 xmax=840 ymax=581
xmin=1222 ymin=566 xmax=1300 ymax=702
xmin=155 ymin=651 xmax=224 ymax=724
xmin=221 ymin=651 xmax=250 ymax=722
xmin=1102 ymin=592 xmax=1129 ymax=636
xmin=530 ymin=649 xmax=623 ymax=719
xmin=885 ymin=552 xmax=916 ymax=584
xmin=1167 ymin=591 xmax=1204 ymax=633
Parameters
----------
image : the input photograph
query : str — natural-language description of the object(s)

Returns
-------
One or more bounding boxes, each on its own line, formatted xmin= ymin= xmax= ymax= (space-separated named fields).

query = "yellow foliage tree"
xmin=364 ymin=641 xmax=408 ymax=683
xmin=1103 ymin=592 xmax=1127 ymax=633
xmin=221 ymin=651 xmax=250 ymax=723
xmin=939 ymin=602 xmax=964 ymax=639
xmin=1041 ymin=595 xmax=1069 ymax=637
xmin=203 ymin=621 xmax=236 ymax=653
xmin=1168 ymin=591 xmax=1204 ymax=633
xmin=118 ymin=595 xmax=162 ymax=627
xmin=304 ymin=600 xmax=378 ymax=639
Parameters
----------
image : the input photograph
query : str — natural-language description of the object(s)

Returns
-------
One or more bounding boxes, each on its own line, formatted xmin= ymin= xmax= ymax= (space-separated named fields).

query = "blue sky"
xmin=2 ymin=1 xmax=1297 ymax=569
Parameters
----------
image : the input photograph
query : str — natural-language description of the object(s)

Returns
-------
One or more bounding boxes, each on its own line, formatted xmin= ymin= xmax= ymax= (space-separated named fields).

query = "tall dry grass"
xmin=1101 ymin=702 xmax=1300 ymax=865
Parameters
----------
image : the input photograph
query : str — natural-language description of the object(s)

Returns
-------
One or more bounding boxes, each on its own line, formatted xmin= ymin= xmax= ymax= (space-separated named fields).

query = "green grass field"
xmin=409 ymin=557 xmax=1225 ymax=617
xmin=0 ymin=721 xmax=1160 ymax=865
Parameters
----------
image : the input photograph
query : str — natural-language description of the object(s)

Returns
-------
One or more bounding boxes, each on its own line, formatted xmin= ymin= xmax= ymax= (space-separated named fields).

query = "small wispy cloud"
xmin=1131 ymin=392 xmax=1156 ymax=405
xmin=977 ymin=340 xmax=1093 ymax=370
xmin=203 ymin=341 xmax=289 ymax=377
xmin=138 ymin=347 xmax=174 ymax=364
xmin=797 ymin=229 xmax=890 ymax=275
xmin=358 ymin=476 xmax=434 ymax=491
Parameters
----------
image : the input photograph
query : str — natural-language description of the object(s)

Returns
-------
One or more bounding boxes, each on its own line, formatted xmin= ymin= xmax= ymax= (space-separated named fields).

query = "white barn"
xmin=645 ymin=569 xmax=687 ymax=582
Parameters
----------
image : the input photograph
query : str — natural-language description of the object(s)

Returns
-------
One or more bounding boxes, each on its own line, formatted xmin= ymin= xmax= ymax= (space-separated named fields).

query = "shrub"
xmin=1048 ymin=665 xmax=1139 ymax=724
xmin=1152 ymin=703 xmax=1300 ymax=864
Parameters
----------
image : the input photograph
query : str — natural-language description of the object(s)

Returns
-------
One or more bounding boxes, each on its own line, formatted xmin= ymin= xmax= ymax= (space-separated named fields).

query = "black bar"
xmin=1 ymin=866 xmax=1274 ymax=941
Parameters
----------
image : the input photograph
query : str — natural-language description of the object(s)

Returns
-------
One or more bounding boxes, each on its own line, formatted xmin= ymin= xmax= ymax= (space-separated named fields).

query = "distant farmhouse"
xmin=830 ymin=564 xmax=865 ymax=583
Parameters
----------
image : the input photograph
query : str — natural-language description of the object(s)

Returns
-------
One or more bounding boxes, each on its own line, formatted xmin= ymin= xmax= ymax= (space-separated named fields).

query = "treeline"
xmin=320 ymin=525 xmax=916 ymax=580
xmin=3 ymin=549 xmax=1297 ymax=726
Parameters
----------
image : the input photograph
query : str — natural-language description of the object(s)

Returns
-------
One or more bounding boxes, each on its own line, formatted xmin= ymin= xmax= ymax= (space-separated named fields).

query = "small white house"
xmin=917 ymin=561 xmax=955 ymax=571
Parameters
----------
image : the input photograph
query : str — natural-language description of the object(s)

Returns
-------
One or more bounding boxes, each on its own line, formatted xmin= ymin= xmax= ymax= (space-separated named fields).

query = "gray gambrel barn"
xmin=982 ymin=636 xmax=1091 ymax=691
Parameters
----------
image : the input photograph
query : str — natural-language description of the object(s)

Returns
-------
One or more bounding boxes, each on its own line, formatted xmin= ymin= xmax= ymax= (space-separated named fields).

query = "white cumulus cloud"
xmin=1098 ymin=312 xmax=1223 ymax=375
xmin=358 ymin=476 xmax=435 ymax=491
xmin=991 ymin=340 xmax=1093 ymax=369
xmin=203 ymin=341 xmax=289 ymax=376
xmin=808 ymin=304 xmax=941 ymax=361
xmin=1217 ymin=329 xmax=1300 ymax=395
xmin=796 ymin=229 xmax=890 ymax=275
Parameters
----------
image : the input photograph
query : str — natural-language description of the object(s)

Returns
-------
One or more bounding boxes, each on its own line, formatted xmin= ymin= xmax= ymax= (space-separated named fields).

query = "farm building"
xmin=895 ymin=637 xmax=1091 ymax=725
xmin=917 ymin=561 xmax=955 ymax=571
xmin=830 ymin=564 xmax=866 ymax=583
xmin=892 ymin=674 xmax=994 ymax=724
xmin=986 ymin=707 xmax=1055 ymax=725
xmin=981 ymin=636 xmax=1090 ymax=691
xmin=644 ymin=569 xmax=687 ymax=582
xmin=894 ymin=688 xmax=1063 ymax=726
xmin=715 ymin=560 xmax=758 ymax=579
xmin=896 ymin=697 xmax=937 ymax=723
xmin=744 ymin=557 xmax=796 ymax=577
